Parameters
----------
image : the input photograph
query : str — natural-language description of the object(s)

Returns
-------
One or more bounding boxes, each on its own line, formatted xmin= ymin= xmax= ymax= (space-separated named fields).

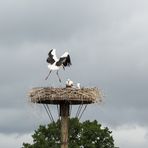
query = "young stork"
xmin=45 ymin=49 xmax=72 ymax=82
xmin=66 ymin=79 xmax=74 ymax=88
xmin=77 ymin=83 xmax=81 ymax=89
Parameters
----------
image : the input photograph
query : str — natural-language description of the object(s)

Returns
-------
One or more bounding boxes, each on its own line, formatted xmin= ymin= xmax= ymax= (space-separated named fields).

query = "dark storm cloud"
xmin=0 ymin=0 xmax=148 ymax=137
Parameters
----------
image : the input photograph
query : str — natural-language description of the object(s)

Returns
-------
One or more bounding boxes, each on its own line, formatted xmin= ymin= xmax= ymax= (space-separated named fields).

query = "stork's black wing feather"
xmin=63 ymin=55 xmax=72 ymax=66
xmin=48 ymin=49 xmax=53 ymax=57
xmin=56 ymin=54 xmax=72 ymax=67
xmin=56 ymin=57 xmax=66 ymax=66
xmin=46 ymin=49 xmax=55 ymax=64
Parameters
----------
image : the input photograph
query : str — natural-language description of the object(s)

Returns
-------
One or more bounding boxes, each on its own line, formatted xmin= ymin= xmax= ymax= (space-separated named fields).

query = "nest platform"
xmin=29 ymin=87 xmax=102 ymax=105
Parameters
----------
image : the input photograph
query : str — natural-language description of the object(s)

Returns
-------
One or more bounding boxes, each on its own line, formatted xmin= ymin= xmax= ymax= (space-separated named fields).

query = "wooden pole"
xmin=60 ymin=102 xmax=69 ymax=148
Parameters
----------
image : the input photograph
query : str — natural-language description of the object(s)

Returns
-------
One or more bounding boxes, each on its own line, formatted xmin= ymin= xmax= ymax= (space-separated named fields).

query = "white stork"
xmin=77 ymin=83 xmax=81 ymax=89
xmin=66 ymin=79 xmax=74 ymax=87
xmin=45 ymin=49 xmax=72 ymax=82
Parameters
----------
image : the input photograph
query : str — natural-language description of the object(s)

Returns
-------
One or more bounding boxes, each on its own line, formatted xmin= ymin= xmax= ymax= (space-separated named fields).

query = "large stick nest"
xmin=29 ymin=87 xmax=102 ymax=105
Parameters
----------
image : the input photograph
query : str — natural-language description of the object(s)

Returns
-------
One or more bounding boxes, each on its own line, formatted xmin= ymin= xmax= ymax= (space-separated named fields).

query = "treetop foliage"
xmin=22 ymin=118 xmax=116 ymax=148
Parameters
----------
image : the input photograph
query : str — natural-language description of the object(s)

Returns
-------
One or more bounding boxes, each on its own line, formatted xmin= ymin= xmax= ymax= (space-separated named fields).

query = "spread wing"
xmin=56 ymin=53 xmax=72 ymax=67
xmin=63 ymin=54 xmax=72 ymax=66
xmin=46 ymin=49 xmax=58 ymax=64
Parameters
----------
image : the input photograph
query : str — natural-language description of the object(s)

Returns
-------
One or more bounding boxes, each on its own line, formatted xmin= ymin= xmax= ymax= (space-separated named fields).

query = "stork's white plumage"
xmin=77 ymin=83 xmax=81 ymax=89
xmin=45 ymin=49 xmax=72 ymax=82
xmin=66 ymin=79 xmax=73 ymax=87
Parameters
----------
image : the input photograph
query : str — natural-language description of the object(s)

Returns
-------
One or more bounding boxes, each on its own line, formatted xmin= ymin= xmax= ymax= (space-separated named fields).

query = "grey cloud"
xmin=0 ymin=0 xmax=102 ymax=46
xmin=1 ymin=0 xmax=145 ymax=46
xmin=0 ymin=105 xmax=60 ymax=133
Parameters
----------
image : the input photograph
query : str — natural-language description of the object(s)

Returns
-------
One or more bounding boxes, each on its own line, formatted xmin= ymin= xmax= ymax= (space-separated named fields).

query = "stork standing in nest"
xmin=45 ymin=49 xmax=72 ymax=82
xmin=66 ymin=79 xmax=74 ymax=88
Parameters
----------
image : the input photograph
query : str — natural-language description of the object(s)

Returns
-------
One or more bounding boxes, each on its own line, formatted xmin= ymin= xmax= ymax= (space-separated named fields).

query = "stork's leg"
xmin=62 ymin=65 xmax=65 ymax=71
xmin=56 ymin=70 xmax=61 ymax=83
xmin=45 ymin=70 xmax=52 ymax=80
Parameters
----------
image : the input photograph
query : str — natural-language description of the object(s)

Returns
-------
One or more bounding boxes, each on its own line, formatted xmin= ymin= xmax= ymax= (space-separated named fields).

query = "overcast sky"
xmin=0 ymin=0 xmax=148 ymax=147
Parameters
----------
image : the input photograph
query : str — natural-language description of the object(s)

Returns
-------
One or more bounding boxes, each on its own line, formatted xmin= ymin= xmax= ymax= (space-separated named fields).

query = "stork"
xmin=66 ymin=79 xmax=74 ymax=88
xmin=77 ymin=83 xmax=81 ymax=89
xmin=45 ymin=49 xmax=72 ymax=82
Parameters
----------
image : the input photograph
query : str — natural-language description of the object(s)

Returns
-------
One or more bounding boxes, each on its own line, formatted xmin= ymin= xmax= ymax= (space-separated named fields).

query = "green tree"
xmin=22 ymin=118 xmax=116 ymax=148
